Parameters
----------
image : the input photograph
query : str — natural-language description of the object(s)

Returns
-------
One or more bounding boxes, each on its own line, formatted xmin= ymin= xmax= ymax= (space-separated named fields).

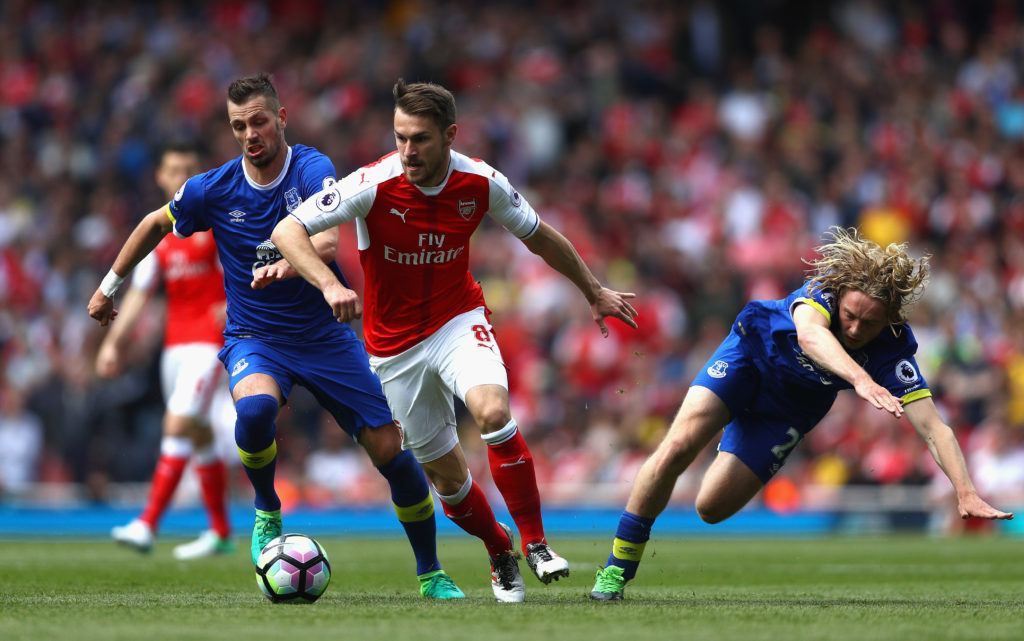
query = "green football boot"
xmin=250 ymin=508 xmax=282 ymax=565
xmin=589 ymin=565 xmax=626 ymax=601
xmin=418 ymin=569 xmax=466 ymax=599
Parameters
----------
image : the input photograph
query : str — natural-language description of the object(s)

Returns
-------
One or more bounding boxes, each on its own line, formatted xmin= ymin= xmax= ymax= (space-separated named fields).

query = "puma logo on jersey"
xmin=390 ymin=207 xmax=409 ymax=223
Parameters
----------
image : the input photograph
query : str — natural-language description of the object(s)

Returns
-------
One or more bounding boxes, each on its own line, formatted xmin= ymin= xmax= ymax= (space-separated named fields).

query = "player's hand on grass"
xmin=251 ymin=260 xmax=295 ymax=289
xmin=958 ymin=492 xmax=1014 ymax=521
xmin=591 ymin=288 xmax=638 ymax=337
xmin=87 ymin=289 xmax=117 ymax=326
xmin=324 ymin=281 xmax=362 ymax=323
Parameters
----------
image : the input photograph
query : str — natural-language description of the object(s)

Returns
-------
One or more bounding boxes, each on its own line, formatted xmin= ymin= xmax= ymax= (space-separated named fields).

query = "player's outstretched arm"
xmin=521 ymin=221 xmax=637 ymax=337
xmin=793 ymin=303 xmax=904 ymax=417
xmin=271 ymin=218 xmax=361 ymax=322
xmin=88 ymin=209 xmax=172 ymax=327
xmin=903 ymin=398 xmax=1014 ymax=521
xmin=95 ymin=285 xmax=152 ymax=378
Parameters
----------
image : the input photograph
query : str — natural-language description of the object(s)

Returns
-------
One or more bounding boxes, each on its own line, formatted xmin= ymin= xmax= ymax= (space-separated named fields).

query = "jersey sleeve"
xmin=167 ymin=174 xmax=208 ymax=238
xmin=297 ymin=149 xmax=338 ymax=200
xmin=869 ymin=341 xmax=932 ymax=404
xmin=130 ymin=251 xmax=159 ymax=292
xmin=289 ymin=167 xmax=375 ymax=236
xmin=486 ymin=168 xmax=540 ymax=239
xmin=790 ymin=282 xmax=837 ymax=324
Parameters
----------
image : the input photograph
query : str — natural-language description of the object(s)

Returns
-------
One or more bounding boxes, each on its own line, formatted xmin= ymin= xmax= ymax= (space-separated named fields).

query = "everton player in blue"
xmin=589 ymin=227 xmax=1013 ymax=601
xmin=87 ymin=74 xmax=463 ymax=599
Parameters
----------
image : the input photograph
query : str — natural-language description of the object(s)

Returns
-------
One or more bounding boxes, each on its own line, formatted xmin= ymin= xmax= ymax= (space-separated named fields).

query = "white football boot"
xmin=489 ymin=522 xmax=526 ymax=603
xmin=525 ymin=541 xmax=570 ymax=584
xmin=172 ymin=530 xmax=235 ymax=560
xmin=111 ymin=519 xmax=154 ymax=553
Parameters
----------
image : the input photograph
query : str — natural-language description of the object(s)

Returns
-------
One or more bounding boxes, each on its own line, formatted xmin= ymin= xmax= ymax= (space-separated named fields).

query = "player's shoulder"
xmin=789 ymin=283 xmax=836 ymax=320
xmin=337 ymin=151 xmax=404 ymax=195
xmin=450 ymin=150 xmax=501 ymax=182
xmin=875 ymin=322 xmax=918 ymax=350
xmin=189 ymin=156 xmax=242 ymax=194
xmin=290 ymin=144 xmax=334 ymax=175
xmin=290 ymin=143 xmax=329 ymax=165
xmin=357 ymin=151 xmax=403 ymax=180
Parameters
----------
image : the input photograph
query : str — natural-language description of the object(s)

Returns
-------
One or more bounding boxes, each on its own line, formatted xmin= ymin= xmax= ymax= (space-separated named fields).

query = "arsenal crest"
xmin=458 ymin=198 xmax=477 ymax=220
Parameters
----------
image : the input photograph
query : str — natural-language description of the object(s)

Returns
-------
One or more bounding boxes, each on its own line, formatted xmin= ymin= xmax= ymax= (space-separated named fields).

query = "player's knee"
xmin=476 ymin=405 xmax=512 ymax=433
xmin=234 ymin=394 xmax=279 ymax=448
xmin=358 ymin=422 xmax=402 ymax=466
xmin=695 ymin=498 xmax=728 ymax=524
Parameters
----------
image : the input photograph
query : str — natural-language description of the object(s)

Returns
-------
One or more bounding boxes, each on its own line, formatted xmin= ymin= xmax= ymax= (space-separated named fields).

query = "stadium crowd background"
xmin=2 ymin=0 xmax=1024 ymax=525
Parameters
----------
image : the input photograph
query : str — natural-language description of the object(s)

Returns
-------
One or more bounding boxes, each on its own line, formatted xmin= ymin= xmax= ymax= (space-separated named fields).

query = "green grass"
xmin=1 ymin=535 xmax=1022 ymax=641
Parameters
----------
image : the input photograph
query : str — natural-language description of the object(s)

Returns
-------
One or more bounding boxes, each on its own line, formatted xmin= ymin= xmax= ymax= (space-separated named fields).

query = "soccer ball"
xmin=255 ymin=533 xmax=332 ymax=603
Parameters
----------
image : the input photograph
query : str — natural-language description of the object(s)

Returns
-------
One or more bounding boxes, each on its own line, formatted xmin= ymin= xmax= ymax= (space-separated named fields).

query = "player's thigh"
xmin=695 ymin=451 xmax=764 ymax=523
xmin=434 ymin=308 xmax=509 ymax=405
xmin=162 ymin=343 xmax=224 ymax=419
xmin=662 ymin=385 xmax=733 ymax=452
xmin=299 ymin=339 xmax=395 ymax=439
xmin=219 ymin=338 xmax=288 ymax=404
xmin=369 ymin=345 xmax=458 ymax=463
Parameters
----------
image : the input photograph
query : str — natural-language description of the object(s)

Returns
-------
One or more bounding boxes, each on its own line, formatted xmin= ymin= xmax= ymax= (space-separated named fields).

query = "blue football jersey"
xmin=167 ymin=144 xmax=349 ymax=341
xmin=738 ymin=282 xmax=931 ymax=403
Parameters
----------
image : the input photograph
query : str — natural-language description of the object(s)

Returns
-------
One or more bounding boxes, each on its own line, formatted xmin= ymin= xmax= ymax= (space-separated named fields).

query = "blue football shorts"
xmin=219 ymin=329 xmax=394 ymax=439
xmin=691 ymin=326 xmax=836 ymax=483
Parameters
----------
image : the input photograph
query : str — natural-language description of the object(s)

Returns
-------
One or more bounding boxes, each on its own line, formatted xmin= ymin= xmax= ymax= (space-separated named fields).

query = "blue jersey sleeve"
xmin=790 ymin=281 xmax=837 ymax=324
xmin=167 ymin=173 xmax=209 ymax=237
xmin=294 ymin=146 xmax=337 ymax=202
xmin=863 ymin=326 xmax=932 ymax=403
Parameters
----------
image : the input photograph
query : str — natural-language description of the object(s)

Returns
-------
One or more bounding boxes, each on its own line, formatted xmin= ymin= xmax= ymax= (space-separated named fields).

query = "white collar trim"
xmin=243 ymin=145 xmax=292 ymax=190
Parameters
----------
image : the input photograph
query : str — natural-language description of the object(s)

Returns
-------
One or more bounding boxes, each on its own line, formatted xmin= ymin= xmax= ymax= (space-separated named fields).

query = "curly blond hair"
xmin=805 ymin=227 xmax=929 ymax=323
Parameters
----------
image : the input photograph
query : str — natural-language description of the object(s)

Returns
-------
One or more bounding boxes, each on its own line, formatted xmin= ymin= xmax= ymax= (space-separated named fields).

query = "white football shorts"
xmin=368 ymin=307 xmax=508 ymax=463
xmin=161 ymin=342 xmax=228 ymax=421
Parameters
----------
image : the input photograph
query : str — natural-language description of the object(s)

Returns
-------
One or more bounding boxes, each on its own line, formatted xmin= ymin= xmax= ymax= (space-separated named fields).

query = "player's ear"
xmin=278 ymin=106 xmax=287 ymax=130
xmin=444 ymin=123 xmax=456 ymax=147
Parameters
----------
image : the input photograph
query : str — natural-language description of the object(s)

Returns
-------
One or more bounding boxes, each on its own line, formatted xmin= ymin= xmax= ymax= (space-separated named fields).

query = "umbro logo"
xmin=390 ymin=207 xmax=409 ymax=223
xmin=229 ymin=210 xmax=246 ymax=223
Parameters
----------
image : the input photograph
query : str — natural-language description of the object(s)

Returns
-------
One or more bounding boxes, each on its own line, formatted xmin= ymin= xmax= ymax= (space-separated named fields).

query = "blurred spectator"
xmin=0 ymin=0 xmax=1022 ymax=511
xmin=0 ymin=385 xmax=43 ymax=495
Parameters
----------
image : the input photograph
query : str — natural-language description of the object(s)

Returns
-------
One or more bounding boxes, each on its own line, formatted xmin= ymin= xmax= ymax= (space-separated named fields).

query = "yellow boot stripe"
xmin=612 ymin=537 xmax=647 ymax=562
xmin=238 ymin=441 xmax=277 ymax=469
xmin=394 ymin=495 xmax=435 ymax=523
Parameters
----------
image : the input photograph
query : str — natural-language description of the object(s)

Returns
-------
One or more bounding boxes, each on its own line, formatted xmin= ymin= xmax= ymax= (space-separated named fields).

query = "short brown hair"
xmin=227 ymin=73 xmax=280 ymax=110
xmin=393 ymin=78 xmax=457 ymax=132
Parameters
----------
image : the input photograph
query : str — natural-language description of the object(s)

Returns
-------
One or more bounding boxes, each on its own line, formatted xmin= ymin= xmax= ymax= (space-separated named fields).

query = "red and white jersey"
xmin=132 ymin=231 xmax=226 ymax=347
xmin=291 ymin=150 xmax=540 ymax=357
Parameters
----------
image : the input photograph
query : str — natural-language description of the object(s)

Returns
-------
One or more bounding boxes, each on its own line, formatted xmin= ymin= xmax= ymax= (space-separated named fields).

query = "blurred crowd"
xmin=3 ymin=0 xmax=1024 ymax=517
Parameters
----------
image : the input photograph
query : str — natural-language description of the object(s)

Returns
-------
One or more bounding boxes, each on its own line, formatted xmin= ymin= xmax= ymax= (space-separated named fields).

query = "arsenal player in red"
xmin=96 ymin=143 xmax=234 ymax=560
xmin=270 ymin=79 xmax=638 ymax=602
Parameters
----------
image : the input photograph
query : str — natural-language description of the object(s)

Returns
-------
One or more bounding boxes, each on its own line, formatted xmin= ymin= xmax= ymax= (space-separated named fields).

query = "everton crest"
xmin=284 ymin=187 xmax=302 ymax=212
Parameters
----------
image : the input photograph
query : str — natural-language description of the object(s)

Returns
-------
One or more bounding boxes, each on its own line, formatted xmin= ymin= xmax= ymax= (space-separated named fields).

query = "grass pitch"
xmin=1 ymin=534 xmax=1021 ymax=641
